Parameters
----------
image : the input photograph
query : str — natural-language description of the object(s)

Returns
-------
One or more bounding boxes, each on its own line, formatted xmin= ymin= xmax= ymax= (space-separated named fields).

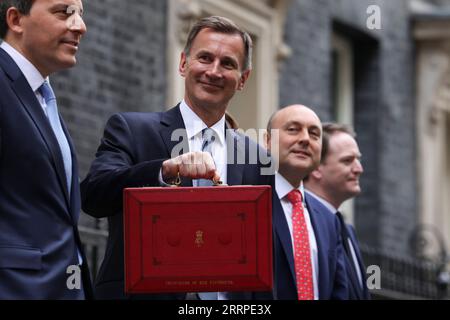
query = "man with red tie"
xmin=265 ymin=105 xmax=348 ymax=299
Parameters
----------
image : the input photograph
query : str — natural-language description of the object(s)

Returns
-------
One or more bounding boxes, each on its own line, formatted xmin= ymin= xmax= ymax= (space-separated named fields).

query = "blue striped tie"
xmin=39 ymin=81 xmax=72 ymax=195
xmin=197 ymin=128 xmax=216 ymax=187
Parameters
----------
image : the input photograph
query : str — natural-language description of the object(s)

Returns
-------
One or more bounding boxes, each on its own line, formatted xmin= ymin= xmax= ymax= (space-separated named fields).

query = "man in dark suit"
xmin=304 ymin=123 xmax=370 ymax=299
xmin=0 ymin=0 xmax=92 ymax=299
xmin=264 ymin=105 xmax=348 ymax=300
xmin=81 ymin=16 xmax=273 ymax=299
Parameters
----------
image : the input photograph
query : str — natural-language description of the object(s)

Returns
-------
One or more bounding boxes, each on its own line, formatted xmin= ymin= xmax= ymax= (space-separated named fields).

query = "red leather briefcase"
xmin=123 ymin=185 xmax=272 ymax=294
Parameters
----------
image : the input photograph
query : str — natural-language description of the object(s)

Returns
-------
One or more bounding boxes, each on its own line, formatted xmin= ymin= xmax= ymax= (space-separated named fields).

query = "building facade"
xmin=47 ymin=0 xmax=450 ymax=299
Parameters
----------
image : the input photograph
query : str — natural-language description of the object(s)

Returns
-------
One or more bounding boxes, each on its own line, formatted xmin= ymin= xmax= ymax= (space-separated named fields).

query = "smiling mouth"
xmin=199 ymin=81 xmax=223 ymax=89
xmin=292 ymin=150 xmax=311 ymax=158
xmin=61 ymin=40 xmax=79 ymax=49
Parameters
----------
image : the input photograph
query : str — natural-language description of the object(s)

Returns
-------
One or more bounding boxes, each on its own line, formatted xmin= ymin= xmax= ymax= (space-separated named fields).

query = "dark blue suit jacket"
xmin=270 ymin=190 xmax=348 ymax=299
xmin=81 ymin=106 xmax=273 ymax=299
xmin=305 ymin=192 xmax=370 ymax=300
xmin=0 ymin=47 xmax=92 ymax=299
xmin=341 ymin=221 xmax=371 ymax=299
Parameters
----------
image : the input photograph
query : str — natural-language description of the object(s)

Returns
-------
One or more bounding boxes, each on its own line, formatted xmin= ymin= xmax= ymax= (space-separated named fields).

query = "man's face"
xmin=268 ymin=105 xmax=322 ymax=182
xmin=179 ymin=28 xmax=250 ymax=113
xmin=319 ymin=132 xmax=363 ymax=201
xmin=17 ymin=0 xmax=86 ymax=76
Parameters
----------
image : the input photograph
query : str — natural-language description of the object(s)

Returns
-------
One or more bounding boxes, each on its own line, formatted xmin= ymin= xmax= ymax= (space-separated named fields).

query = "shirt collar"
xmin=0 ymin=41 xmax=46 ymax=92
xmin=305 ymin=190 xmax=337 ymax=214
xmin=179 ymin=100 xmax=226 ymax=146
xmin=275 ymin=172 xmax=306 ymax=204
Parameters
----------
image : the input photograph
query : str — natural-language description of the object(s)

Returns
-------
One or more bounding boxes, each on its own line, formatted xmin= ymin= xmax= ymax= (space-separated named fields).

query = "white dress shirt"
xmin=159 ymin=100 xmax=228 ymax=187
xmin=305 ymin=190 xmax=364 ymax=288
xmin=275 ymin=173 xmax=319 ymax=300
xmin=179 ymin=100 xmax=227 ymax=185
xmin=0 ymin=41 xmax=48 ymax=112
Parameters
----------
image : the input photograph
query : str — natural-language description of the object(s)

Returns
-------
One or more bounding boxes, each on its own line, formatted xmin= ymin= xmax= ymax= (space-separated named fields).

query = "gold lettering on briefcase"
xmin=195 ymin=230 xmax=204 ymax=247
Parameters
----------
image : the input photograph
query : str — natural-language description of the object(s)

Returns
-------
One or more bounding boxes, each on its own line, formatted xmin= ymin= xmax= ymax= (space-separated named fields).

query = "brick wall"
xmin=281 ymin=0 xmax=417 ymax=256
xmin=49 ymin=0 xmax=418 ymax=258
xmin=52 ymin=0 xmax=168 ymax=177
xmin=51 ymin=0 xmax=168 ymax=228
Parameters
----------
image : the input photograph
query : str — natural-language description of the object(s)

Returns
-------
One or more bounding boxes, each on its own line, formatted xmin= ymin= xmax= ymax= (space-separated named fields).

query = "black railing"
xmin=78 ymin=226 xmax=450 ymax=299
xmin=79 ymin=226 xmax=108 ymax=282
xmin=360 ymin=244 xmax=450 ymax=300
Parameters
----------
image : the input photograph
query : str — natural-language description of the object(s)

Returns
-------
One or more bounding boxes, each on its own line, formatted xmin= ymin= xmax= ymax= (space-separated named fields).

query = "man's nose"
xmin=68 ymin=13 xmax=87 ymax=35
xmin=205 ymin=60 xmax=222 ymax=79
xmin=353 ymin=159 xmax=364 ymax=174
xmin=297 ymin=129 xmax=311 ymax=145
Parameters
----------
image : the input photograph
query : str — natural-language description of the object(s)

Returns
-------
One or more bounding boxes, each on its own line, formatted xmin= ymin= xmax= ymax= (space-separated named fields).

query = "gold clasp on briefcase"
xmin=170 ymin=172 xmax=225 ymax=187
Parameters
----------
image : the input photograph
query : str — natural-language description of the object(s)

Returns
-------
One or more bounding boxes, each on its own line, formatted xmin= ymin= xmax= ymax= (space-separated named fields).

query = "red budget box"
xmin=123 ymin=185 xmax=272 ymax=294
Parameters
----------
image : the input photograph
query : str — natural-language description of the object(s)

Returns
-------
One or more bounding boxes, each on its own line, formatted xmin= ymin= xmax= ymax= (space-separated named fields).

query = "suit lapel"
xmin=272 ymin=191 xmax=296 ymax=282
xmin=8 ymin=76 xmax=71 ymax=216
xmin=61 ymin=119 xmax=80 ymax=223
xmin=348 ymin=228 xmax=366 ymax=277
xmin=347 ymin=227 xmax=369 ymax=298
xmin=159 ymin=105 xmax=192 ymax=187
xmin=158 ymin=108 xmax=246 ymax=187
xmin=305 ymin=200 xmax=329 ymax=300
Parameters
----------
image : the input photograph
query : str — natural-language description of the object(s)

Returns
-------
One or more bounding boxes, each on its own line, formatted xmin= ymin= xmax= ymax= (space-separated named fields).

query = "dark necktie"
xmin=336 ymin=211 xmax=362 ymax=289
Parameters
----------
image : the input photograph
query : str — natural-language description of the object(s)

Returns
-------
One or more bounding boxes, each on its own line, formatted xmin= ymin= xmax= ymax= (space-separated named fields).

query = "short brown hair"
xmin=183 ymin=16 xmax=253 ymax=72
xmin=0 ymin=0 xmax=34 ymax=39
xmin=321 ymin=122 xmax=356 ymax=163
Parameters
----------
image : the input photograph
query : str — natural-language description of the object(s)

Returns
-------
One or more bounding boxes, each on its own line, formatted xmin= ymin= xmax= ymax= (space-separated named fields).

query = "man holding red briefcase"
xmin=81 ymin=15 xmax=273 ymax=300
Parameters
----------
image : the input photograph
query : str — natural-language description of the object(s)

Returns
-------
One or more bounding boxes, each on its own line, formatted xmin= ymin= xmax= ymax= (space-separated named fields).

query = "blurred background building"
xmin=47 ymin=0 xmax=450 ymax=299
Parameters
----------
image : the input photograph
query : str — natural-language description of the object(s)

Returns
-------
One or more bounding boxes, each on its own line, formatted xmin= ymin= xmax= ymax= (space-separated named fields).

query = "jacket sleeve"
xmin=80 ymin=113 xmax=167 ymax=218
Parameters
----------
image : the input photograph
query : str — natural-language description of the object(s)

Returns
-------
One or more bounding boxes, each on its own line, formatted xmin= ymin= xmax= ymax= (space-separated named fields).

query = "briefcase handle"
xmin=170 ymin=172 xmax=225 ymax=187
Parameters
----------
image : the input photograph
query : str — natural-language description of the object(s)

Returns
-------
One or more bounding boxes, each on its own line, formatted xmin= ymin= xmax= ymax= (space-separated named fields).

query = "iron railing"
xmin=78 ymin=226 xmax=450 ymax=299
xmin=360 ymin=244 xmax=450 ymax=300
xmin=79 ymin=226 xmax=108 ymax=282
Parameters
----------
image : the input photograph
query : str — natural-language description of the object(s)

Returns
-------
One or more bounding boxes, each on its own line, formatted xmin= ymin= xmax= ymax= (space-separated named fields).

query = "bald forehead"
xmin=271 ymin=105 xmax=321 ymax=129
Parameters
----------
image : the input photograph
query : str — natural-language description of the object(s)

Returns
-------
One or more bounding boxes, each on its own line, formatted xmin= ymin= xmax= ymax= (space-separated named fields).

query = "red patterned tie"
xmin=286 ymin=190 xmax=314 ymax=300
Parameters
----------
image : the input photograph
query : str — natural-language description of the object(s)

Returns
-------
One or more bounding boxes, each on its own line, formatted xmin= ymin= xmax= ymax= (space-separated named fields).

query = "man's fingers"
xmin=212 ymin=171 xmax=221 ymax=184
xmin=179 ymin=153 xmax=196 ymax=178
xmin=166 ymin=152 xmax=221 ymax=180
xmin=202 ymin=152 xmax=217 ymax=179
xmin=161 ymin=158 xmax=180 ymax=181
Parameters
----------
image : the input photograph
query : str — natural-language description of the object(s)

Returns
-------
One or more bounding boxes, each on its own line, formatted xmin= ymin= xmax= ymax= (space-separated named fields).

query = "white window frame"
xmin=414 ymin=27 xmax=450 ymax=251
xmin=332 ymin=33 xmax=354 ymax=127
xmin=332 ymin=32 xmax=356 ymax=224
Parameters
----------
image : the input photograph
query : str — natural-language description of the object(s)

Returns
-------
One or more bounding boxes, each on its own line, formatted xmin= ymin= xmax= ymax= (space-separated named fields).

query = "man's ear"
xmin=264 ymin=131 xmax=270 ymax=150
xmin=310 ymin=167 xmax=322 ymax=180
xmin=179 ymin=52 xmax=187 ymax=77
xmin=5 ymin=7 xmax=26 ymax=36
xmin=237 ymin=69 xmax=250 ymax=91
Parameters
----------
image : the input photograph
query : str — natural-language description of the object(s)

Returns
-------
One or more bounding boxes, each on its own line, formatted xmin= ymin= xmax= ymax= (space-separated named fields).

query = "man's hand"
xmin=161 ymin=151 xmax=221 ymax=183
